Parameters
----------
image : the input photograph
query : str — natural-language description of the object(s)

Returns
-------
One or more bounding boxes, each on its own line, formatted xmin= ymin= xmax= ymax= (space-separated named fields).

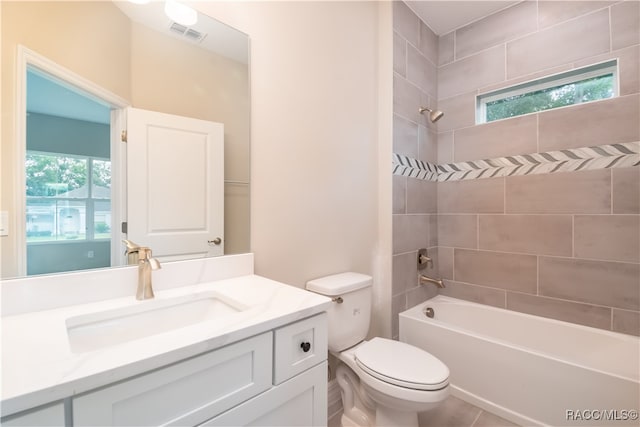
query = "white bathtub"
xmin=399 ymin=295 xmax=640 ymax=427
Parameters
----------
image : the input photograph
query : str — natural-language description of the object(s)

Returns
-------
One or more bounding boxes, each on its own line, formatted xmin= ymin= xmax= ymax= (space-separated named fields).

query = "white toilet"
xmin=306 ymin=272 xmax=449 ymax=427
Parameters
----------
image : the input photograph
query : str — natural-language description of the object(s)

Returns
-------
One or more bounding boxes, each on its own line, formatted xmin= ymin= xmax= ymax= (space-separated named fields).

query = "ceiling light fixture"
xmin=164 ymin=0 xmax=198 ymax=27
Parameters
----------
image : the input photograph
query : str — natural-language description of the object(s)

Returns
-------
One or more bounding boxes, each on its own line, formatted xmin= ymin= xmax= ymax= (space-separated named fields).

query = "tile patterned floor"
xmin=328 ymin=395 xmax=519 ymax=427
xmin=418 ymin=396 xmax=518 ymax=427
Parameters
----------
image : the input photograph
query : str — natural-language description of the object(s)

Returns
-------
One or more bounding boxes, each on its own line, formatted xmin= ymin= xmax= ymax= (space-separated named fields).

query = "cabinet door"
xmin=274 ymin=313 xmax=328 ymax=384
xmin=73 ymin=333 xmax=272 ymax=426
xmin=202 ymin=361 xmax=328 ymax=427
xmin=0 ymin=402 xmax=65 ymax=427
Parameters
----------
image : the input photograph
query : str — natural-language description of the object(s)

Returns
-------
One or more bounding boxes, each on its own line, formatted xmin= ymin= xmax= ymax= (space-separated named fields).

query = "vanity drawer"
xmin=273 ymin=313 xmax=327 ymax=384
xmin=72 ymin=332 xmax=272 ymax=426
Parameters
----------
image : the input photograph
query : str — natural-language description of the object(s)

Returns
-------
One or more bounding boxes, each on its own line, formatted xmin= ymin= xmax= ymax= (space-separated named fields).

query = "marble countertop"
xmin=1 ymin=274 xmax=331 ymax=416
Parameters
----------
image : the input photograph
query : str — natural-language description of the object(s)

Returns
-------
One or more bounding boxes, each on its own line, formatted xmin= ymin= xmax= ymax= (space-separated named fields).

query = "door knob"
xmin=208 ymin=237 xmax=222 ymax=245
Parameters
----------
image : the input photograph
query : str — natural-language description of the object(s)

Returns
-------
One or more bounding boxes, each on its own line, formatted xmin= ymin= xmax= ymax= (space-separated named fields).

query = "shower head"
xmin=418 ymin=107 xmax=444 ymax=123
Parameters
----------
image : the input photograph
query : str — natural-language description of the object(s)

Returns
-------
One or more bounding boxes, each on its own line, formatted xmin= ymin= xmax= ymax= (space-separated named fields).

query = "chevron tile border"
xmin=392 ymin=142 xmax=640 ymax=182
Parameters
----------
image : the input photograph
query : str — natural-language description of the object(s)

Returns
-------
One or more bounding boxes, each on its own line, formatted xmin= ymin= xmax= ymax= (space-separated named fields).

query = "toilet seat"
xmin=354 ymin=338 xmax=449 ymax=391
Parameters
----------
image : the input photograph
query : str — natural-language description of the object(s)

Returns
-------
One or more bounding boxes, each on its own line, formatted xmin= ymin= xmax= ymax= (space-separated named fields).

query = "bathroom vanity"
xmin=1 ymin=254 xmax=331 ymax=426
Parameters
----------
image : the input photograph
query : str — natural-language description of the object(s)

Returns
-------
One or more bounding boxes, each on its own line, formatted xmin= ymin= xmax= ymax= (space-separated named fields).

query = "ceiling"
xmin=28 ymin=69 xmax=111 ymax=125
xmin=114 ymin=1 xmax=248 ymax=64
xmin=406 ymin=1 xmax=521 ymax=35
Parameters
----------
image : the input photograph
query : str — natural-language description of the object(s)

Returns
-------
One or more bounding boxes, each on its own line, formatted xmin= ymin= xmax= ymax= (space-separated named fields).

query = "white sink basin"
xmin=66 ymin=291 xmax=248 ymax=353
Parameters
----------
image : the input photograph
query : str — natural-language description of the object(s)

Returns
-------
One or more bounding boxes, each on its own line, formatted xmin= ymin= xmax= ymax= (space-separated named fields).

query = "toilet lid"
xmin=354 ymin=337 xmax=449 ymax=391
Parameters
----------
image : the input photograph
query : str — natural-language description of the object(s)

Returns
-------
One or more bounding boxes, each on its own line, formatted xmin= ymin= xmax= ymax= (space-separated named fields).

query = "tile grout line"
xmin=608 ymin=5 xmax=613 ymax=53
xmin=470 ymin=409 xmax=483 ymax=427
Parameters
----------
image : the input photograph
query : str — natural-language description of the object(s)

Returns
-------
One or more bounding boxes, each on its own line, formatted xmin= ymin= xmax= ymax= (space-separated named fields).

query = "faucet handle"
xmin=123 ymin=239 xmax=141 ymax=254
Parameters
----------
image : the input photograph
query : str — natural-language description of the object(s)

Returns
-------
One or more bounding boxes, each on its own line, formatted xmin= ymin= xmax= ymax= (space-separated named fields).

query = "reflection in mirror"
xmin=0 ymin=1 xmax=250 ymax=279
xmin=26 ymin=67 xmax=113 ymax=275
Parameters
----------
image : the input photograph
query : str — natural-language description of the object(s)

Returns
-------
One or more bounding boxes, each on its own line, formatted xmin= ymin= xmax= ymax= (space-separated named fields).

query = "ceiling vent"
xmin=169 ymin=22 xmax=207 ymax=43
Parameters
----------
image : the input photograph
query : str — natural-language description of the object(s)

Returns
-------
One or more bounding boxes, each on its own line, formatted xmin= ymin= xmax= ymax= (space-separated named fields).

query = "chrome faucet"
xmin=123 ymin=240 xmax=161 ymax=300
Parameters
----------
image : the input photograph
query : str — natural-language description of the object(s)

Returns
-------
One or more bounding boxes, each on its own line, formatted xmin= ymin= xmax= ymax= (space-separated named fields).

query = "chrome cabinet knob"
xmin=208 ymin=237 xmax=222 ymax=245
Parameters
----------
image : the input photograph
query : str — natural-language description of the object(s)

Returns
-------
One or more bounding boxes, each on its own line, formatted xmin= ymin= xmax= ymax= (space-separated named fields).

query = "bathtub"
xmin=399 ymin=295 xmax=640 ymax=427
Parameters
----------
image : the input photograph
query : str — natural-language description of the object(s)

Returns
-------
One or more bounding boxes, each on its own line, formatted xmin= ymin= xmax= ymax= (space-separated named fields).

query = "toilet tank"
xmin=306 ymin=272 xmax=372 ymax=352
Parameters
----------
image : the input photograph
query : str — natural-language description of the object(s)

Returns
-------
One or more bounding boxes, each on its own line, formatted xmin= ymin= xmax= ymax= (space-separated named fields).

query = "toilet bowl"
xmin=306 ymin=272 xmax=449 ymax=427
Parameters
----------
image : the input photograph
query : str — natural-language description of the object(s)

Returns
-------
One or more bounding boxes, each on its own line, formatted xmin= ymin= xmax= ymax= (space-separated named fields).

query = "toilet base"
xmin=374 ymin=405 xmax=418 ymax=427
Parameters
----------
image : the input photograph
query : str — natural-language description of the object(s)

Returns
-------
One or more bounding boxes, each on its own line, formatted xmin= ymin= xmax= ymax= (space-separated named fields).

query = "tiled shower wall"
xmin=435 ymin=1 xmax=640 ymax=336
xmin=391 ymin=1 xmax=440 ymax=339
xmin=392 ymin=0 xmax=640 ymax=338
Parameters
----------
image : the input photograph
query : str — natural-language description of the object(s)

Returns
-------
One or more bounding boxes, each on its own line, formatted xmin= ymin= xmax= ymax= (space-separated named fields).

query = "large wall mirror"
xmin=0 ymin=1 xmax=250 ymax=279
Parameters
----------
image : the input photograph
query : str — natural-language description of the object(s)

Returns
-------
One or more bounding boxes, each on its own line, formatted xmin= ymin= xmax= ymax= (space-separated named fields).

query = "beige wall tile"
xmin=439 ymin=177 xmax=505 ymax=214
xmin=479 ymin=214 xmax=573 ymax=256
xmin=393 ymin=31 xmax=406 ymax=77
xmin=613 ymin=309 xmax=640 ymax=336
xmin=506 ymin=292 xmax=612 ymax=330
xmin=438 ymin=214 xmax=478 ymax=248
xmin=539 ymin=256 xmax=640 ymax=310
xmin=538 ymin=1 xmax=615 ymax=29
xmin=439 ymin=45 xmax=505 ymax=100
xmin=437 ymin=131 xmax=454 ymax=164
xmin=407 ymin=178 xmax=437 ymax=214
xmin=507 ymin=10 xmax=610 ymax=79
xmin=438 ymin=31 xmax=455 ymax=66
xmin=538 ymin=95 xmax=640 ymax=151
xmin=393 ymin=214 xmax=430 ymax=254
xmin=428 ymin=214 xmax=438 ymax=248
xmin=456 ymin=1 xmax=537 ymax=59
xmin=393 ymin=75 xmax=427 ymax=124
xmin=454 ymin=249 xmax=538 ymax=293
xmin=407 ymin=44 xmax=437 ymax=98
xmin=613 ymin=167 xmax=640 ymax=214
xmin=575 ymin=215 xmax=640 ymax=263
xmin=419 ymin=21 xmax=438 ymax=66
xmin=392 ymin=293 xmax=407 ymax=339
xmin=453 ymin=115 xmax=538 ymax=162
xmin=615 ymin=45 xmax=639 ymax=96
xmin=436 ymin=92 xmax=476 ymax=132
xmin=393 ymin=251 xmax=419 ymax=296
xmin=438 ymin=246 xmax=454 ymax=279
xmin=393 ymin=175 xmax=406 ymax=214
xmin=440 ymin=280 xmax=506 ymax=308
xmin=393 ymin=1 xmax=420 ymax=47
xmin=393 ymin=113 xmax=419 ymax=158
xmin=406 ymin=284 xmax=438 ymax=309
xmin=611 ymin=1 xmax=640 ymax=50
xmin=418 ymin=125 xmax=437 ymax=163
xmin=505 ymin=169 xmax=611 ymax=214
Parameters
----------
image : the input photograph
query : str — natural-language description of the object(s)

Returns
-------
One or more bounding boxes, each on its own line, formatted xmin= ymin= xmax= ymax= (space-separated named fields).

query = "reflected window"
xmin=26 ymin=152 xmax=111 ymax=242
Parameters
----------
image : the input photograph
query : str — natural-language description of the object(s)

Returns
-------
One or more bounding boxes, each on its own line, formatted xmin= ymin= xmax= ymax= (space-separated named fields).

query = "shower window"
xmin=476 ymin=60 xmax=618 ymax=124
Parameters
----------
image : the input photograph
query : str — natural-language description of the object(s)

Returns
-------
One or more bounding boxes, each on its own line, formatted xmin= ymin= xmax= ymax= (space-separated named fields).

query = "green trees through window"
xmin=485 ymin=75 xmax=614 ymax=122
xmin=477 ymin=60 xmax=617 ymax=124
xmin=26 ymin=152 xmax=111 ymax=242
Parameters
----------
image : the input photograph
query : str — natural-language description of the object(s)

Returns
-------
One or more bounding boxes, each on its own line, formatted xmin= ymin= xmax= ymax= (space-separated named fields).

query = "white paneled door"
xmin=126 ymin=107 xmax=224 ymax=260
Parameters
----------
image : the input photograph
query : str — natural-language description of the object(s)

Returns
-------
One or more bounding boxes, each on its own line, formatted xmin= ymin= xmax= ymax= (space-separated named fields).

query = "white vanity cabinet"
xmin=0 ymin=402 xmax=65 ymax=426
xmin=71 ymin=313 xmax=328 ymax=427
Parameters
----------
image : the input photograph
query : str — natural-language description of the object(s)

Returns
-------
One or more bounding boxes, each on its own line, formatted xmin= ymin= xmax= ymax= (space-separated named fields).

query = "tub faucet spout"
xmin=136 ymin=247 xmax=161 ymax=300
xmin=418 ymin=274 xmax=445 ymax=288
